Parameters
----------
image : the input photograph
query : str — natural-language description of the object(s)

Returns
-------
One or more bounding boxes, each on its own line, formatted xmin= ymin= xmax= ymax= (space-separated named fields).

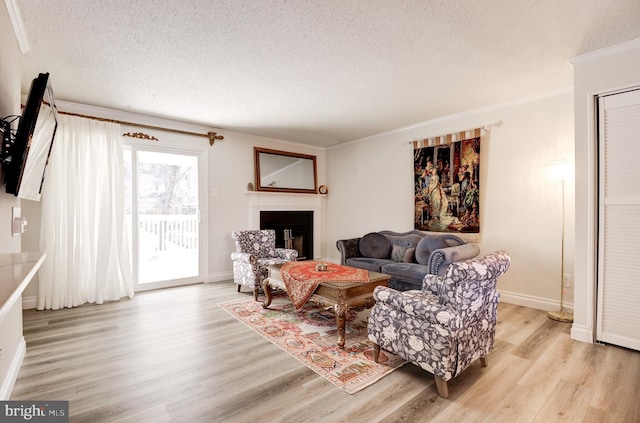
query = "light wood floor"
xmin=11 ymin=282 xmax=640 ymax=423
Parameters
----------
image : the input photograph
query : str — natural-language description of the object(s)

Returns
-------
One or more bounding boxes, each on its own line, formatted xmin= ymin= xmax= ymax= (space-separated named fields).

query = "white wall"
xmin=571 ymin=38 xmax=640 ymax=343
xmin=325 ymin=91 xmax=575 ymax=311
xmin=0 ymin=1 xmax=26 ymax=400
xmin=0 ymin=3 xmax=22 ymax=254
xmin=204 ymin=127 xmax=327 ymax=281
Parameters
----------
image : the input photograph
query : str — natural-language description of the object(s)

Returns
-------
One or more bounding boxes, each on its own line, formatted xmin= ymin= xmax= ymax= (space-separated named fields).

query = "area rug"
xmin=219 ymin=295 xmax=406 ymax=394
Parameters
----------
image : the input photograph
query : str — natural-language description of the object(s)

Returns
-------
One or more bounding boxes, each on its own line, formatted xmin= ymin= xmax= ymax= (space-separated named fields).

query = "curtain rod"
xmin=56 ymin=109 xmax=224 ymax=145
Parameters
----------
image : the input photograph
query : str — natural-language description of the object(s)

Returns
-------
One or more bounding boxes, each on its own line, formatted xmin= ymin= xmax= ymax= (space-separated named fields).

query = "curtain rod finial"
xmin=208 ymin=131 xmax=224 ymax=146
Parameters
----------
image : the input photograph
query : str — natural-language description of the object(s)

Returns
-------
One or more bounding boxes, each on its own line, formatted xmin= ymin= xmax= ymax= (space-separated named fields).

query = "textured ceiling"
xmin=15 ymin=0 xmax=640 ymax=147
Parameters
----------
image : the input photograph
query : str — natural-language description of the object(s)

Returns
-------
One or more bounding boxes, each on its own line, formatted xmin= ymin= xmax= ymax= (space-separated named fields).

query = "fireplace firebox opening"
xmin=260 ymin=211 xmax=313 ymax=260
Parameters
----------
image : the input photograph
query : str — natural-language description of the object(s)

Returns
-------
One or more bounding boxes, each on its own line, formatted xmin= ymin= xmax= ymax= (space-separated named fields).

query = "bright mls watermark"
xmin=0 ymin=401 xmax=68 ymax=422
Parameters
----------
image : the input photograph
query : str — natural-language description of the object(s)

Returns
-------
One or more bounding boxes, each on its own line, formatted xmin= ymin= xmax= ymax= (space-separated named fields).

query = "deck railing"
xmin=138 ymin=215 xmax=198 ymax=251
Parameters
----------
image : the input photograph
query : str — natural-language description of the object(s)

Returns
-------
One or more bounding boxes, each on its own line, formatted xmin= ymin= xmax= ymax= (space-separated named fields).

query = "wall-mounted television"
xmin=1 ymin=72 xmax=58 ymax=201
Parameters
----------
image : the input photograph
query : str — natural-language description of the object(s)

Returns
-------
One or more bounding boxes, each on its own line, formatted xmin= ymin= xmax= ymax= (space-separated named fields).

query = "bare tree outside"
xmin=139 ymin=162 xmax=195 ymax=215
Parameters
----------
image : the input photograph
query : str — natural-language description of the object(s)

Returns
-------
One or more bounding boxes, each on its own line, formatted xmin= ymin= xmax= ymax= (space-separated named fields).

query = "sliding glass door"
xmin=124 ymin=145 xmax=205 ymax=291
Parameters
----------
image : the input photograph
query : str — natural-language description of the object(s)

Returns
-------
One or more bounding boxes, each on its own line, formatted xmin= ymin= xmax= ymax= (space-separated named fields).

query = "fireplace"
xmin=260 ymin=211 xmax=313 ymax=260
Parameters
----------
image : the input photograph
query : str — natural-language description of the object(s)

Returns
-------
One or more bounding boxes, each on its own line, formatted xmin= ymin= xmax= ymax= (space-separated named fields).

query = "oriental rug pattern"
xmin=219 ymin=295 xmax=406 ymax=394
xmin=280 ymin=261 xmax=370 ymax=310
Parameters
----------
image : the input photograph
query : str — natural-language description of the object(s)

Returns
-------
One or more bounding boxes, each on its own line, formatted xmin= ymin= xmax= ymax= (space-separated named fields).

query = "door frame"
xmin=123 ymin=136 xmax=208 ymax=292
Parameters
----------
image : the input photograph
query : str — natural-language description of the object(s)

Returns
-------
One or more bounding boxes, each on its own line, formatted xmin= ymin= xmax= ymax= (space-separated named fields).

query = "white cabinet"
xmin=0 ymin=252 xmax=45 ymax=399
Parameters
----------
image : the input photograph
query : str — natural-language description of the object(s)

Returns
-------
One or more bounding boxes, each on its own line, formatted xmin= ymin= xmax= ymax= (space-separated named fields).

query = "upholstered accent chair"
xmin=231 ymin=230 xmax=298 ymax=300
xmin=367 ymin=251 xmax=511 ymax=398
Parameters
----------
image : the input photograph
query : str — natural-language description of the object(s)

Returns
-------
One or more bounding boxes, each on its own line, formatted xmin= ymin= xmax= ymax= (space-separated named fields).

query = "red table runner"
xmin=280 ymin=261 xmax=370 ymax=310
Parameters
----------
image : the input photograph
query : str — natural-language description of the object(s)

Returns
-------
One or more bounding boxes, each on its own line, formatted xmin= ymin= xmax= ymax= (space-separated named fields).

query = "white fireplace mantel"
xmin=246 ymin=191 xmax=324 ymax=260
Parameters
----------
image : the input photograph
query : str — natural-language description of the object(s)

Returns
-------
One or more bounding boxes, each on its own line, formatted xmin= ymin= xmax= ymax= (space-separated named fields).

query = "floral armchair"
xmin=231 ymin=230 xmax=298 ymax=300
xmin=367 ymin=251 xmax=511 ymax=398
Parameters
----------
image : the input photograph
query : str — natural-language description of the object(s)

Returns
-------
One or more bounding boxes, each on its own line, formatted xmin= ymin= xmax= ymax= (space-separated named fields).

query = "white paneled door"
xmin=597 ymin=88 xmax=640 ymax=351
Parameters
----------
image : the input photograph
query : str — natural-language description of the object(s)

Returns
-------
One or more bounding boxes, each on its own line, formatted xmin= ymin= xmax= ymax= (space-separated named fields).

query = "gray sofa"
xmin=336 ymin=230 xmax=480 ymax=291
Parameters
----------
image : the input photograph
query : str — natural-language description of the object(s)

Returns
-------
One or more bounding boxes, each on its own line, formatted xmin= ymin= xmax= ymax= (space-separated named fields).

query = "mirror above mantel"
xmin=254 ymin=147 xmax=318 ymax=194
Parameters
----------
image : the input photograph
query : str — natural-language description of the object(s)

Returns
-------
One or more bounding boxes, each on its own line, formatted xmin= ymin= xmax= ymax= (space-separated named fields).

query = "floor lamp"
xmin=546 ymin=159 xmax=573 ymax=323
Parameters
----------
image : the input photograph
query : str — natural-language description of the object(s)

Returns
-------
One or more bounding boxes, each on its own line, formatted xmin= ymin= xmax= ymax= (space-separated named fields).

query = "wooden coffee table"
xmin=263 ymin=263 xmax=390 ymax=349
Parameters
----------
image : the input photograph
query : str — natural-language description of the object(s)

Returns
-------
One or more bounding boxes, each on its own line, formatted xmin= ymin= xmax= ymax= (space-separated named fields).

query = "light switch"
xmin=12 ymin=206 xmax=27 ymax=236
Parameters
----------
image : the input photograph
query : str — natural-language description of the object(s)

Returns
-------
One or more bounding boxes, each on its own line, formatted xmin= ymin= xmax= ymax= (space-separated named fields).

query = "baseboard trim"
xmin=570 ymin=325 xmax=594 ymax=344
xmin=206 ymin=271 xmax=233 ymax=283
xmin=22 ymin=296 xmax=37 ymax=310
xmin=498 ymin=289 xmax=574 ymax=313
xmin=0 ymin=337 xmax=26 ymax=400
xmin=501 ymin=290 xmax=592 ymax=344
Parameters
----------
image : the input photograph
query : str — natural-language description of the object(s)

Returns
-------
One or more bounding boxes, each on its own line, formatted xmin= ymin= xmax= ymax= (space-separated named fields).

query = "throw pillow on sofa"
xmin=359 ymin=232 xmax=391 ymax=259
xmin=390 ymin=245 xmax=416 ymax=263
xmin=403 ymin=247 xmax=416 ymax=263
xmin=391 ymin=245 xmax=407 ymax=262
xmin=415 ymin=236 xmax=449 ymax=264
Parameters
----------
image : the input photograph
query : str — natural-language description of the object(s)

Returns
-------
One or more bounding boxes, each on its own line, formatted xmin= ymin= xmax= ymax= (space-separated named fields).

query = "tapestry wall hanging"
xmin=414 ymin=133 xmax=480 ymax=233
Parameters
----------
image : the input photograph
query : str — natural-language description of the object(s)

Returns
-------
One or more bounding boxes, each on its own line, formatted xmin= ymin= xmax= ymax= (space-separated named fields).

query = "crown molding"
xmin=329 ymin=86 xmax=573 ymax=150
xmin=4 ymin=0 xmax=29 ymax=54
xmin=569 ymin=37 xmax=640 ymax=66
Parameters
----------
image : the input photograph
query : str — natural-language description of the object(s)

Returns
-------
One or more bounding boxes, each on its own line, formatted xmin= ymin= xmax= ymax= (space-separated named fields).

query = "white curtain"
xmin=37 ymin=114 xmax=134 ymax=310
